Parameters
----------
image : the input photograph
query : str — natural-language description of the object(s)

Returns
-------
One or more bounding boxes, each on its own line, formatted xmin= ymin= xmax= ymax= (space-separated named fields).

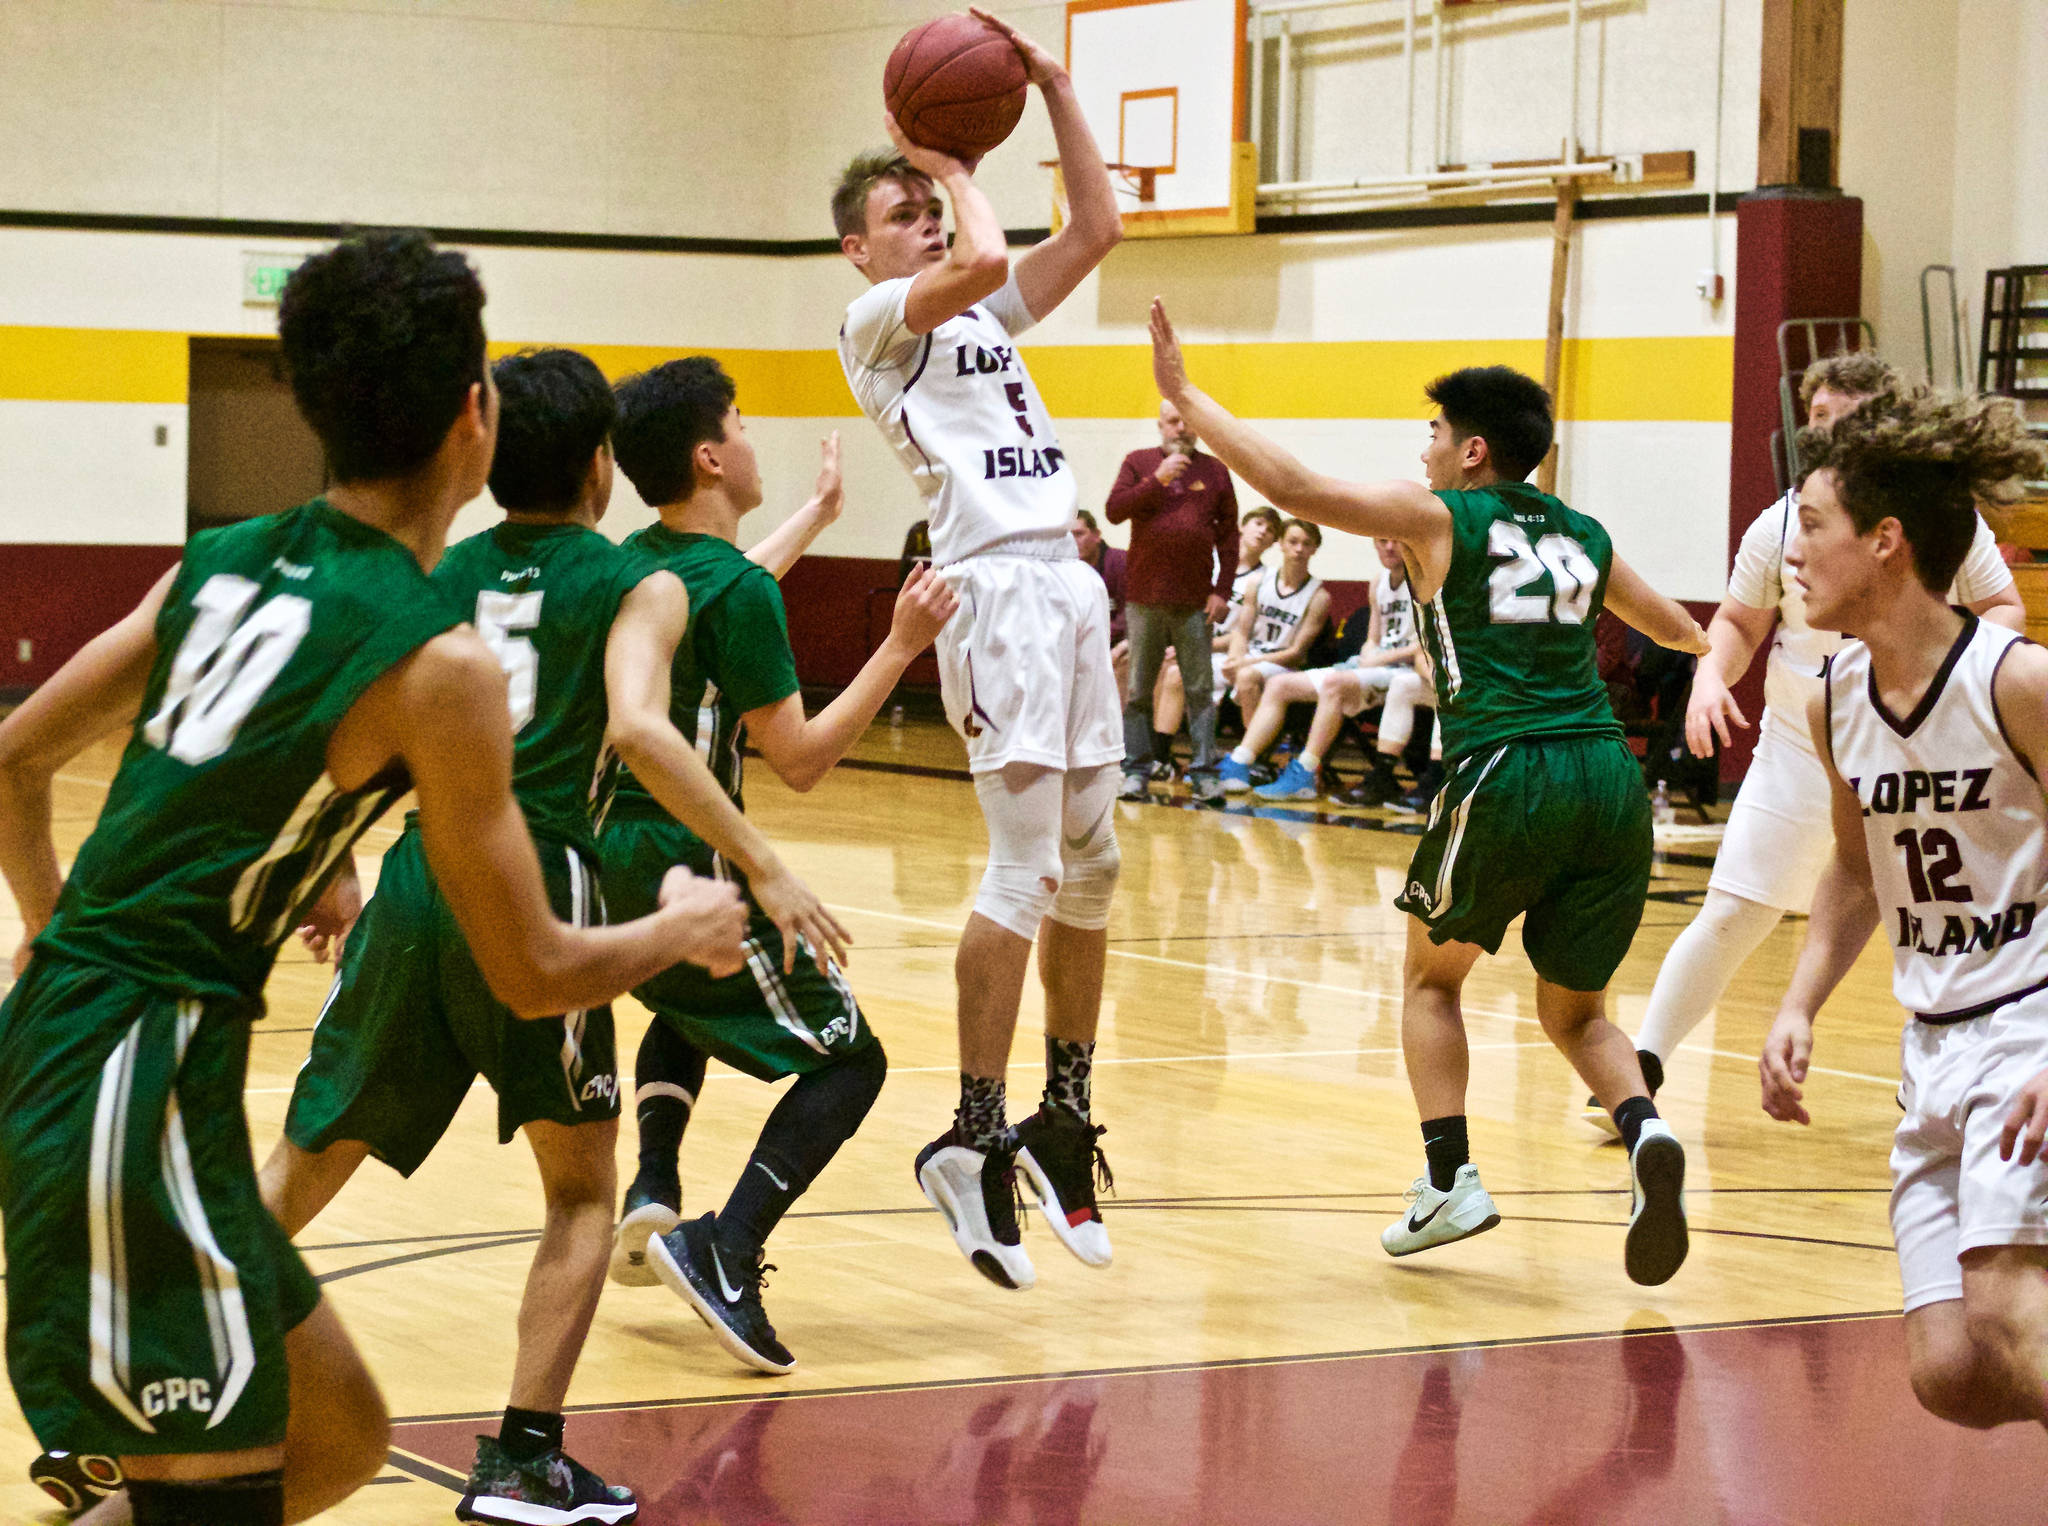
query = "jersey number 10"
xmin=145 ymin=575 xmax=312 ymax=765
xmin=1486 ymin=523 xmax=1598 ymax=626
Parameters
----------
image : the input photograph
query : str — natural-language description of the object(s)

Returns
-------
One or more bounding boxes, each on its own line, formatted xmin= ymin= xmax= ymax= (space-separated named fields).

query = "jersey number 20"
xmin=145 ymin=575 xmax=312 ymax=765
xmin=1487 ymin=523 xmax=1598 ymax=625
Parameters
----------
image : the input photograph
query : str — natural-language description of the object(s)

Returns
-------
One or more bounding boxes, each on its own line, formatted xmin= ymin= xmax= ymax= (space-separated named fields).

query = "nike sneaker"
xmin=1215 ymin=757 xmax=1254 ymax=794
xmin=29 ymin=1451 xmax=123 ymax=1517
xmin=1380 ymin=1164 xmax=1501 ymax=1256
xmin=1254 ymin=759 xmax=1320 ymax=801
xmin=608 ymin=1178 xmax=681 ymax=1288
xmin=648 ymin=1214 xmax=795 ymax=1375
xmin=1012 ymin=1104 xmax=1114 ymax=1268
xmin=456 ymin=1435 xmax=637 ymax=1525
xmin=1624 ymin=1119 xmax=1689 ymax=1286
xmin=915 ymin=1127 xmax=1036 ymax=1290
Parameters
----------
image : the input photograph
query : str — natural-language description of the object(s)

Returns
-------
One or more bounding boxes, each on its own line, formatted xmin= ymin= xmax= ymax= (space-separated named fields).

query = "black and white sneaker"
xmin=915 ymin=1127 xmax=1036 ymax=1290
xmin=608 ymin=1178 xmax=681 ymax=1288
xmin=648 ymin=1214 xmax=795 ymax=1375
xmin=1624 ymin=1119 xmax=1689 ymax=1286
xmin=1012 ymin=1105 xmax=1114 ymax=1268
xmin=29 ymin=1451 xmax=122 ymax=1517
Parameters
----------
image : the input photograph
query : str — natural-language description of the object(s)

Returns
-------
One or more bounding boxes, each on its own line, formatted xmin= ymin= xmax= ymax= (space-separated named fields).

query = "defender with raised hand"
xmin=257 ymin=347 xmax=842 ymax=1526
xmin=605 ymin=357 xmax=956 ymax=1374
xmin=0 ymin=234 xmax=744 ymax=1526
xmin=1151 ymin=299 xmax=1707 ymax=1287
xmin=835 ymin=6 xmax=1127 ymax=1293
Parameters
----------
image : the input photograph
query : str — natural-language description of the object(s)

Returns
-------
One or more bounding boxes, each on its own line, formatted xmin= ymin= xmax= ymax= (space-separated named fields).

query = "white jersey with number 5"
xmin=839 ymin=273 xmax=1076 ymax=566
xmin=1826 ymin=617 xmax=2048 ymax=1020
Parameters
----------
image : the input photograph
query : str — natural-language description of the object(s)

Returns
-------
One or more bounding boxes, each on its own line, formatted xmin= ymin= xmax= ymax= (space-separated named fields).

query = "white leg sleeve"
xmin=1049 ymin=762 xmax=1122 ymax=931
xmin=972 ymin=763 xmax=1067 ymax=940
xmin=1379 ymin=668 xmax=1431 ymax=751
xmin=1634 ymin=889 xmax=1787 ymax=1060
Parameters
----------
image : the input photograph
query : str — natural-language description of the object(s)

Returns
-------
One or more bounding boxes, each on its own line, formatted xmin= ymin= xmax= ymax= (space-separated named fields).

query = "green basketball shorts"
xmin=0 ymin=955 xmax=319 ymax=1456
xmin=1394 ymin=733 xmax=1653 ymax=992
xmin=285 ymin=825 xmax=620 ymax=1177
xmin=601 ymin=813 xmax=875 ymax=1082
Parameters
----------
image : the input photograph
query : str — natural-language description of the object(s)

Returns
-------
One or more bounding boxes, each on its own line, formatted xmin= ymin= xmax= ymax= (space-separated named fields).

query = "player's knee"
xmin=974 ymin=852 xmax=1063 ymax=939
xmin=1051 ymin=824 xmax=1121 ymax=931
xmin=1909 ymin=1346 xmax=2002 ymax=1428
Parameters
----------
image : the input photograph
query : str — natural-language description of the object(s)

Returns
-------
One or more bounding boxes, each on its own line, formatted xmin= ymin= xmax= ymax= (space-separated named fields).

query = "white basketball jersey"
xmin=1826 ymin=618 xmax=2048 ymax=1020
xmin=839 ymin=274 xmax=1076 ymax=566
xmin=1729 ymin=493 xmax=2013 ymax=746
xmin=1248 ymin=570 xmax=1322 ymax=656
xmin=1217 ymin=559 xmax=1263 ymax=639
xmin=1374 ymin=570 xmax=1417 ymax=655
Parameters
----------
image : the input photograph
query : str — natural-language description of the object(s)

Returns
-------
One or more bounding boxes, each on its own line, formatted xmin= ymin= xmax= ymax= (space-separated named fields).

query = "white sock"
xmin=1230 ymin=744 xmax=1256 ymax=766
xmin=1298 ymin=752 xmax=1321 ymax=774
xmin=1635 ymin=889 xmax=1786 ymax=1059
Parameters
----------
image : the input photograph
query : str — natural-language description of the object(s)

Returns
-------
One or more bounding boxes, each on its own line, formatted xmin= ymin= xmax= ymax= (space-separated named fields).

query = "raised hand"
xmin=1155 ymin=451 xmax=1190 ymax=486
xmin=658 ymin=867 xmax=749 ymax=979
xmin=891 ymin=563 xmax=961 ymax=650
xmin=809 ymin=432 xmax=845 ymax=526
xmin=885 ymin=108 xmax=979 ymax=182
xmin=970 ymin=8 xmax=1065 ymax=86
xmin=1149 ymin=298 xmax=1190 ymax=403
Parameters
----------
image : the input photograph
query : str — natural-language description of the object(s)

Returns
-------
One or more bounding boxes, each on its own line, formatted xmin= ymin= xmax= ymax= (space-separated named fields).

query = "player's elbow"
xmin=604 ymin=714 xmax=665 ymax=776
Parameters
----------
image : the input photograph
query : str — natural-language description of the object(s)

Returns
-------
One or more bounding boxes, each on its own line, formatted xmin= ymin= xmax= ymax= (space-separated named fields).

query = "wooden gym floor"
xmin=4 ymin=718 xmax=2046 ymax=1523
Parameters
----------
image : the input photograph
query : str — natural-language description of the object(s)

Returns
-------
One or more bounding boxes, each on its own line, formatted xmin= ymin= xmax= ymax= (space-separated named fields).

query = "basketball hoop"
xmin=1039 ymin=160 xmax=1161 ymax=205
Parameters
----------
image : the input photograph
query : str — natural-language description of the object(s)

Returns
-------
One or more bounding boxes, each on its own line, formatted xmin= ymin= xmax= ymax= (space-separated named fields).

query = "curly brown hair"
xmin=1797 ymin=389 xmax=2047 ymax=592
xmin=1798 ymin=350 xmax=1900 ymax=409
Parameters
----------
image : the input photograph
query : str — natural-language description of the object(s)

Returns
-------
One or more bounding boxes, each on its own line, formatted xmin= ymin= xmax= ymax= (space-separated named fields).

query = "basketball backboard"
xmin=1061 ymin=0 xmax=1254 ymax=238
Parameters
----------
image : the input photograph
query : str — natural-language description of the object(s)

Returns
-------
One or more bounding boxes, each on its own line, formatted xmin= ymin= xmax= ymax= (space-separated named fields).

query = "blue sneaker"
xmin=1216 ymin=756 xmax=1254 ymax=793
xmin=1255 ymin=759 xmax=1320 ymax=801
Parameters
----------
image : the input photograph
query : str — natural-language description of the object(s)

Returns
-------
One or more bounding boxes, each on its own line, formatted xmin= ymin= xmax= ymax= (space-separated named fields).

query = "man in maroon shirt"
xmin=1106 ymin=397 xmax=1238 ymax=798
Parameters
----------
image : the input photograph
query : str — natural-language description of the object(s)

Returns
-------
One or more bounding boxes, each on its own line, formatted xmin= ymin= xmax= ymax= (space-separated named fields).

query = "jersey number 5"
xmin=1487 ymin=522 xmax=1598 ymax=625
xmin=145 ymin=574 xmax=312 ymax=765
xmin=474 ymin=591 xmax=545 ymax=734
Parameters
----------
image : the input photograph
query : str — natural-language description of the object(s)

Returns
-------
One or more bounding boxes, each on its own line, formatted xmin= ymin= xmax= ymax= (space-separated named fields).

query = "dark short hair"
xmin=1241 ymin=505 xmax=1284 ymax=537
xmin=1798 ymin=388 xmax=2047 ymax=593
xmin=832 ymin=149 xmax=932 ymax=241
xmin=489 ymin=348 xmax=617 ymax=514
xmin=1282 ymin=517 xmax=1322 ymax=549
xmin=1074 ymin=509 xmax=1100 ymax=532
xmin=612 ymin=357 xmax=737 ymax=508
xmin=277 ymin=230 xmax=487 ymax=484
xmin=1425 ymin=366 xmax=1554 ymax=482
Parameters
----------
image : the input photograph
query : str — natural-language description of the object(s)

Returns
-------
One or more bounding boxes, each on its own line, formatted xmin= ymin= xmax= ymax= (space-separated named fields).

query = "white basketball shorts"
xmin=1307 ymin=663 xmax=1396 ymax=719
xmin=1890 ymin=991 xmax=2048 ymax=1312
xmin=935 ymin=550 xmax=1123 ymax=776
xmin=1710 ymin=709 xmax=1833 ymax=912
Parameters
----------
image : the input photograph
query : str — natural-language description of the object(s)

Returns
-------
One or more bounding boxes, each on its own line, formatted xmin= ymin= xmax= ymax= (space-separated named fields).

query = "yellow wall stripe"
xmin=2 ymin=326 xmax=1732 ymax=423
xmin=0 ymin=326 xmax=187 ymax=404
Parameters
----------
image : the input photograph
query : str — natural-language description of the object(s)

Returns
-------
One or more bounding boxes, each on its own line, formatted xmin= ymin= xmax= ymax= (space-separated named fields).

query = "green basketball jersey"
xmin=431 ymin=520 xmax=651 ymax=857
xmin=1419 ymin=483 xmax=1624 ymax=765
xmin=606 ymin=525 xmax=800 ymax=853
xmin=35 ymin=500 xmax=461 ymax=1006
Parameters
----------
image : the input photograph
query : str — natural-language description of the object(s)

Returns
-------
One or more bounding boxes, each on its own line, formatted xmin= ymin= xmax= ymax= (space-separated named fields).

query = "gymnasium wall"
xmin=3 ymin=0 xmax=1752 ymax=690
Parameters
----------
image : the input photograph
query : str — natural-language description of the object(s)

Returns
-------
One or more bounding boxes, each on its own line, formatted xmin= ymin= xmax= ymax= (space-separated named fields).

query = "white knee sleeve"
xmin=1050 ymin=763 xmax=1122 ymax=931
xmin=1380 ymin=668 xmax=1431 ymax=750
xmin=973 ymin=765 xmax=1066 ymax=939
xmin=1635 ymin=889 xmax=1786 ymax=1059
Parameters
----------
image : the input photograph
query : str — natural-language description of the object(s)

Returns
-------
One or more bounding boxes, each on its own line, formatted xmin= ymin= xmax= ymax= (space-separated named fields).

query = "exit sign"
xmin=242 ymin=251 xmax=305 ymax=307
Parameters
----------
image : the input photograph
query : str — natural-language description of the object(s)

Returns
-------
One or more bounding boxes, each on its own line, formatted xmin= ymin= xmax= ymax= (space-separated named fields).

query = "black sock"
xmin=721 ymin=1042 xmax=888 ymax=1258
xmin=1613 ymin=1094 xmax=1659 ymax=1153
xmin=1152 ymin=731 xmax=1177 ymax=764
xmin=1420 ymin=1115 xmax=1469 ymax=1192
xmin=1044 ymin=1036 xmax=1095 ymax=1123
xmin=632 ymin=1020 xmax=708 ymax=1198
xmin=129 ymin=1473 xmax=285 ymax=1526
xmin=499 ymin=1405 xmax=564 ymax=1462
xmin=1637 ymin=1048 xmax=1665 ymax=1097
xmin=958 ymin=1071 xmax=1010 ymax=1152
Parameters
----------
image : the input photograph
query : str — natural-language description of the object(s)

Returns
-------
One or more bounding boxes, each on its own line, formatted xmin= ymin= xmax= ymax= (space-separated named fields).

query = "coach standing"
xmin=1106 ymin=398 xmax=1238 ymax=798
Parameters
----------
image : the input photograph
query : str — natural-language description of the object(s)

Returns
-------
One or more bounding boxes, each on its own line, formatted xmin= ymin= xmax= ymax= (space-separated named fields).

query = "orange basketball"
xmin=884 ymin=13 xmax=1029 ymax=161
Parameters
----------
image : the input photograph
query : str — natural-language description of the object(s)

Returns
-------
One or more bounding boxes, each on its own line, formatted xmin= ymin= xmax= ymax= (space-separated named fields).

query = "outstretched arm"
xmin=746 ymin=566 xmax=958 ymax=793
xmin=1759 ymin=691 xmax=1878 ymax=1124
xmin=747 ymin=433 xmax=844 ymax=581
xmin=604 ymin=571 xmax=852 ymax=970
xmin=1603 ymin=554 xmax=1709 ymax=655
xmin=367 ymin=631 xmax=749 ymax=1018
xmin=0 ymin=565 xmax=175 ymax=969
xmin=975 ymin=8 xmax=1122 ymax=321
xmin=1149 ymin=299 xmax=1452 ymax=553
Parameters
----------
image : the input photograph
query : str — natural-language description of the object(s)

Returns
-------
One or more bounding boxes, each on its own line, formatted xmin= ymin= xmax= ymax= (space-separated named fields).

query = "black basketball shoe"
xmin=608 ymin=1176 xmax=681 ymax=1287
xmin=1012 ymin=1104 xmax=1114 ymax=1268
xmin=457 ymin=1435 xmax=637 ymax=1525
xmin=29 ymin=1452 xmax=123 ymax=1518
xmin=649 ymin=1214 xmax=795 ymax=1375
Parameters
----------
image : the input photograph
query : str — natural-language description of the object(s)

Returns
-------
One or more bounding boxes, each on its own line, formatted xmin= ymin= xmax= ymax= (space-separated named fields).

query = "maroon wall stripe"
xmin=0 ymin=544 xmax=183 ymax=691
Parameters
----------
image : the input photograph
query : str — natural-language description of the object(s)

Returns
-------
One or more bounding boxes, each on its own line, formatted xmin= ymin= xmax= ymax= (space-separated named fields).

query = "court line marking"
xmin=386 ymin=1307 xmax=1904 ymax=1430
xmin=825 ymin=902 xmax=1904 ymax=1089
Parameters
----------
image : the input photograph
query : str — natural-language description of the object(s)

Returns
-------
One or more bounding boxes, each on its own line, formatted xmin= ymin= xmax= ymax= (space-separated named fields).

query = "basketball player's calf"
xmin=918 ymin=761 xmax=1121 ymax=1289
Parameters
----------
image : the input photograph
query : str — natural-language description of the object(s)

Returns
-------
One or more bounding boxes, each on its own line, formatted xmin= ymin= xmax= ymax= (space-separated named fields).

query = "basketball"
xmin=884 ymin=13 xmax=1029 ymax=161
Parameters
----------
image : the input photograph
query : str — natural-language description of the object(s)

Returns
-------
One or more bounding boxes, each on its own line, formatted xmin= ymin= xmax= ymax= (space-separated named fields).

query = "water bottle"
xmin=1651 ymin=778 xmax=1675 ymax=826
xmin=889 ymin=703 xmax=905 ymax=729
